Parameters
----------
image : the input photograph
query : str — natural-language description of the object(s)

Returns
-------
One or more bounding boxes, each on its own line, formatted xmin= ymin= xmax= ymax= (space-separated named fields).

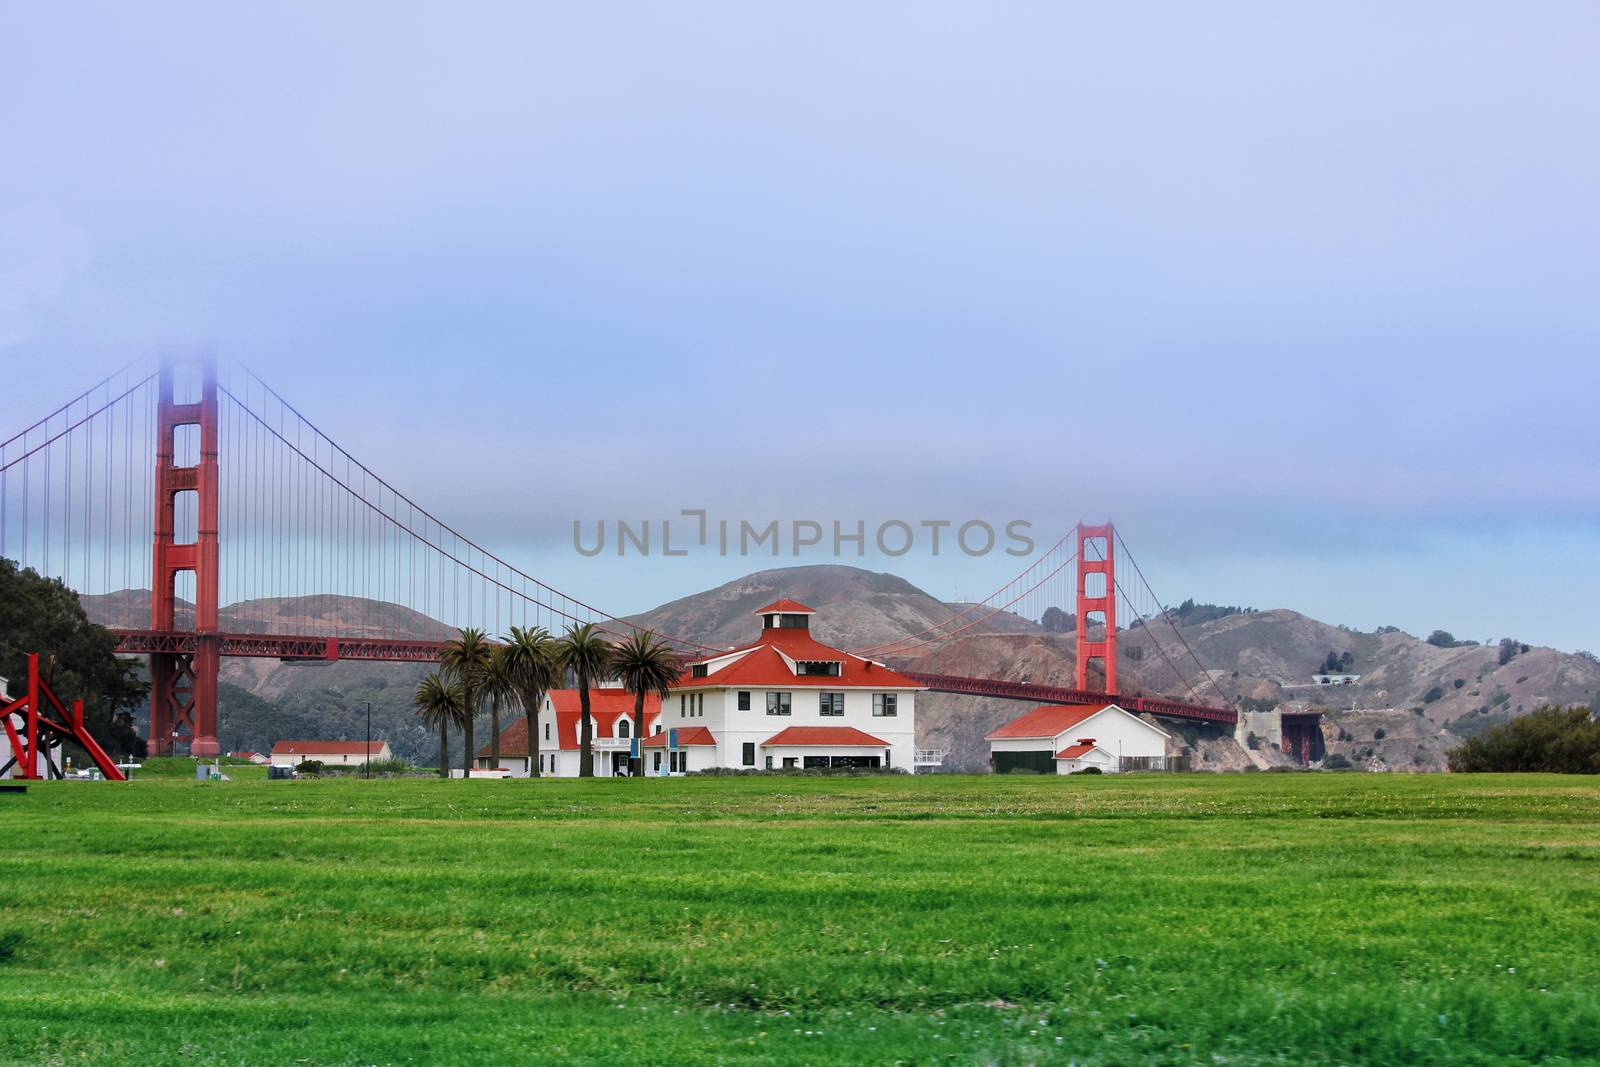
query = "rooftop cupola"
xmin=755 ymin=598 xmax=815 ymax=631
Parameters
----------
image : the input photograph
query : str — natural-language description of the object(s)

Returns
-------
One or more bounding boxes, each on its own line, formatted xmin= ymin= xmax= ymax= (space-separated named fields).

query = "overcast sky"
xmin=2 ymin=2 xmax=1595 ymax=650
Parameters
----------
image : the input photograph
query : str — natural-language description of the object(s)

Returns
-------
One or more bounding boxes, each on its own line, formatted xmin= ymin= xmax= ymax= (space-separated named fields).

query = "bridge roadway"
xmin=111 ymin=629 xmax=1239 ymax=725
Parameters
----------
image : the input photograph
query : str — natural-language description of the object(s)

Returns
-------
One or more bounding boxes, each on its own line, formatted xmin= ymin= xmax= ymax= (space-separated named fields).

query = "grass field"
xmin=3 ymin=773 xmax=1598 ymax=1065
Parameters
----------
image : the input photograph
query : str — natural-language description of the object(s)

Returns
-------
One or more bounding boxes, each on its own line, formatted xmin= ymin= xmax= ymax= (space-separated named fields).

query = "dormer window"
xmin=691 ymin=663 xmax=709 ymax=678
xmin=796 ymin=660 xmax=841 ymax=676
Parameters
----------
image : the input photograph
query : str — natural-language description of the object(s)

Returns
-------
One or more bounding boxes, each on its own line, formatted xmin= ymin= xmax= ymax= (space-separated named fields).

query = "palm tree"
xmin=441 ymin=627 xmax=494 ymax=779
xmin=609 ymin=629 xmax=680 ymax=777
xmin=499 ymin=625 xmax=558 ymax=777
xmin=557 ymin=622 xmax=612 ymax=778
xmin=482 ymin=645 xmax=519 ymax=772
xmin=414 ymin=670 xmax=466 ymax=779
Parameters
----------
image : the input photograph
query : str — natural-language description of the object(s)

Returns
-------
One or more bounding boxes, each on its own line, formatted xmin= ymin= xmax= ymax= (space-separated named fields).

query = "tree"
xmin=499 ymin=625 xmax=557 ymax=777
xmin=481 ymin=646 xmax=518 ymax=772
xmin=1447 ymin=706 xmax=1600 ymax=773
xmin=1040 ymin=606 xmax=1072 ymax=634
xmin=1498 ymin=638 xmax=1520 ymax=666
xmin=557 ymin=623 xmax=611 ymax=778
xmin=0 ymin=558 xmax=145 ymax=758
xmin=1427 ymin=630 xmax=1458 ymax=648
xmin=440 ymin=627 xmax=494 ymax=779
xmin=609 ymin=629 xmax=680 ymax=776
xmin=413 ymin=670 xmax=465 ymax=778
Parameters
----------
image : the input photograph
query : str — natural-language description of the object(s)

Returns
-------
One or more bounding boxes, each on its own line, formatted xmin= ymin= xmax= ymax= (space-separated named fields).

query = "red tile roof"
xmin=475 ymin=689 xmax=661 ymax=757
xmin=761 ymin=726 xmax=890 ymax=747
xmin=984 ymin=705 xmax=1111 ymax=741
xmin=755 ymin=598 xmax=815 ymax=614
xmin=641 ymin=726 xmax=717 ymax=747
xmin=270 ymin=740 xmax=389 ymax=756
xmin=678 ymin=626 xmax=922 ymax=690
xmin=1054 ymin=742 xmax=1100 ymax=759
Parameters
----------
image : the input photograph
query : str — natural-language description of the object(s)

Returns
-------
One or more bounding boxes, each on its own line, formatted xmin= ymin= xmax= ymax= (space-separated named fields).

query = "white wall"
xmin=1055 ymin=748 xmax=1115 ymax=774
xmin=663 ymin=686 xmax=917 ymax=771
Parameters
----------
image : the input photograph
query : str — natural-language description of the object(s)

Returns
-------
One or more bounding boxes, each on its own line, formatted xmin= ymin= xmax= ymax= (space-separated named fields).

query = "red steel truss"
xmin=1 ymin=653 xmax=127 ymax=780
xmin=904 ymin=670 xmax=1237 ymax=725
xmin=113 ymin=630 xmax=450 ymax=663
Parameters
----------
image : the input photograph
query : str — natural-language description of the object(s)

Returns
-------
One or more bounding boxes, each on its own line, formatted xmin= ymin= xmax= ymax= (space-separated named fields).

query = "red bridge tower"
xmin=1075 ymin=521 xmax=1117 ymax=693
xmin=148 ymin=359 xmax=221 ymax=757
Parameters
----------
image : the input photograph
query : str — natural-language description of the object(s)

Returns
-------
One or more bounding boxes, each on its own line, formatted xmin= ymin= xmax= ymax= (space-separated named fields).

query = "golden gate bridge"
xmin=2 ymin=357 xmax=1279 ymax=766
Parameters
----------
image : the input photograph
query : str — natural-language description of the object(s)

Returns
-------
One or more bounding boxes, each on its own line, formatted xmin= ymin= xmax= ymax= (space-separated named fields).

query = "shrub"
xmin=1073 ymin=766 xmax=1103 ymax=775
xmin=1427 ymin=630 xmax=1459 ymax=648
xmin=1322 ymin=754 xmax=1353 ymax=770
xmin=1040 ymin=606 xmax=1072 ymax=633
xmin=362 ymin=758 xmax=415 ymax=776
xmin=1374 ymin=729 xmax=1386 ymax=740
xmin=1453 ymin=678 xmax=1466 ymax=689
xmin=1516 ymin=676 xmax=1529 ymax=686
xmin=296 ymin=760 xmax=324 ymax=777
xmin=1423 ymin=686 xmax=1445 ymax=704
xmin=1412 ymin=707 xmax=1425 ymax=716
xmin=1447 ymin=705 xmax=1600 ymax=773
xmin=1498 ymin=638 xmax=1520 ymax=666
xmin=1246 ymin=732 xmax=1261 ymax=751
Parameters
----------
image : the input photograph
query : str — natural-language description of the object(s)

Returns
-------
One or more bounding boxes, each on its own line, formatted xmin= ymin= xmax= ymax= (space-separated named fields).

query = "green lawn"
xmin=2 ymin=773 xmax=1597 ymax=1065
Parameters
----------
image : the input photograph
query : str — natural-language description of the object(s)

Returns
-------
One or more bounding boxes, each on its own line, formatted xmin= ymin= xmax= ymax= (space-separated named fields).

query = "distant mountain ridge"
xmin=81 ymin=565 xmax=1600 ymax=771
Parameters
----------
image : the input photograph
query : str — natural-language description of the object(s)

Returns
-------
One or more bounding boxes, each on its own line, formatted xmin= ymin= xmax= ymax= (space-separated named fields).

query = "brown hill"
xmin=619 ymin=564 xmax=1038 ymax=651
xmin=80 ymin=566 xmax=1600 ymax=771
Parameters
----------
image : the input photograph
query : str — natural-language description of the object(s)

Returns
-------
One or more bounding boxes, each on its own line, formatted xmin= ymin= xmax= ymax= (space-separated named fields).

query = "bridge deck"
xmin=902 ymin=671 xmax=1237 ymax=725
xmin=111 ymin=631 xmax=1239 ymax=725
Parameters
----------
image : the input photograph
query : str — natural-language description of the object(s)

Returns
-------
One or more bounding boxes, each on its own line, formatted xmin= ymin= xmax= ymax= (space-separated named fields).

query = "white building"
xmin=476 ymin=689 xmax=662 ymax=777
xmin=986 ymin=704 xmax=1170 ymax=774
xmin=269 ymin=740 xmax=391 ymax=768
xmin=657 ymin=599 xmax=924 ymax=772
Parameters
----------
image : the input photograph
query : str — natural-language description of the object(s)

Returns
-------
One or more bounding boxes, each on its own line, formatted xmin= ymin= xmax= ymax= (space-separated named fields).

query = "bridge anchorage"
xmin=0 ymin=356 xmax=1295 ymax=764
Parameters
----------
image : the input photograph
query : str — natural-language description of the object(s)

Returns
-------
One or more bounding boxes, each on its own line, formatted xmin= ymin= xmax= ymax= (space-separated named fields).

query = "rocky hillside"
xmin=620 ymin=564 xmax=1037 ymax=651
xmin=82 ymin=565 xmax=1600 ymax=771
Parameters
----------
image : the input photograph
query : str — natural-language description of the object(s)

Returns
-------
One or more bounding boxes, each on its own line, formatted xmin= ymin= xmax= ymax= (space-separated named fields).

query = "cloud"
xmin=0 ymin=202 xmax=90 ymax=348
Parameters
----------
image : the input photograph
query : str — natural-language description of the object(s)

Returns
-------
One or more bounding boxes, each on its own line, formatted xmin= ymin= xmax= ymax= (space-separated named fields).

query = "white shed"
xmin=986 ymin=704 xmax=1171 ymax=774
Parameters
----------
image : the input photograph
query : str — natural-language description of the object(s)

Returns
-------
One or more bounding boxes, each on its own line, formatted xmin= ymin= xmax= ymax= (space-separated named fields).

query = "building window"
xmin=697 ymin=693 xmax=704 ymax=716
xmin=797 ymin=660 xmax=842 ymax=676
xmin=873 ymin=693 xmax=897 ymax=717
xmin=691 ymin=663 xmax=708 ymax=678
xmin=544 ymin=722 xmax=551 ymax=741
xmin=764 ymin=755 xmax=773 ymax=769
xmin=737 ymin=690 xmax=751 ymax=711
xmin=766 ymin=691 xmax=792 ymax=716
xmin=618 ymin=719 xmax=630 ymax=738
xmin=742 ymin=742 xmax=756 ymax=766
xmin=652 ymin=751 xmax=661 ymax=771
xmin=819 ymin=692 xmax=845 ymax=716
xmin=654 ymin=723 xmax=662 ymax=735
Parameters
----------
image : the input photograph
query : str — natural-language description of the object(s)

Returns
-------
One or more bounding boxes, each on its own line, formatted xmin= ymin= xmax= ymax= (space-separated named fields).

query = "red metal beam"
xmin=1 ymin=653 xmax=127 ymax=780
xmin=112 ymin=629 xmax=448 ymax=663
xmin=902 ymin=670 xmax=1237 ymax=725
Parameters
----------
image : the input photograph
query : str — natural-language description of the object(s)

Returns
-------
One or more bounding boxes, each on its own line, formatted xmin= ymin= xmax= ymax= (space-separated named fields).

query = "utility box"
xmin=267 ymin=765 xmax=295 ymax=780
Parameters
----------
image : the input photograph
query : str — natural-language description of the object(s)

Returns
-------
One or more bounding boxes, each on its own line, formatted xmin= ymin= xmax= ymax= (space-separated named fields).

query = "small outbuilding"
xmin=986 ymin=704 xmax=1170 ymax=774
xmin=270 ymin=740 xmax=391 ymax=768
